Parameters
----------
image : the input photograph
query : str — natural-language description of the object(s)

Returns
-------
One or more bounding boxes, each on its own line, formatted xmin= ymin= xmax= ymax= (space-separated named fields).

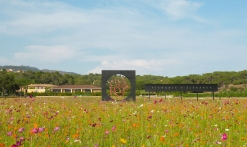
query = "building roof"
xmin=50 ymin=85 xmax=101 ymax=89
xmin=28 ymin=84 xmax=56 ymax=87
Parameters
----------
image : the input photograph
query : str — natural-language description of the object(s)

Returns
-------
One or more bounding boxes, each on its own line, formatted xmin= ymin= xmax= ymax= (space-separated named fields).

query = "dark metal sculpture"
xmin=102 ymin=70 xmax=136 ymax=101
xmin=145 ymin=84 xmax=218 ymax=100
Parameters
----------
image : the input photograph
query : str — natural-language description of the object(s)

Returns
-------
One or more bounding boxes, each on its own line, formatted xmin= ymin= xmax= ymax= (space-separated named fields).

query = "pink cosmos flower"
xmin=18 ymin=127 xmax=24 ymax=133
xmin=32 ymin=128 xmax=38 ymax=134
xmin=11 ymin=137 xmax=25 ymax=147
xmin=223 ymin=100 xmax=230 ymax=105
xmin=20 ymin=137 xmax=25 ymax=141
xmin=38 ymin=127 xmax=45 ymax=133
xmin=52 ymin=126 xmax=60 ymax=134
xmin=7 ymin=131 xmax=12 ymax=136
xmin=54 ymin=126 xmax=60 ymax=132
xmin=112 ymin=126 xmax=116 ymax=131
xmin=105 ymin=130 xmax=110 ymax=135
xmin=221 ymin=133 xmax=227 ymax=141
xmin=11 ymin=141 xmax=21 ymax=147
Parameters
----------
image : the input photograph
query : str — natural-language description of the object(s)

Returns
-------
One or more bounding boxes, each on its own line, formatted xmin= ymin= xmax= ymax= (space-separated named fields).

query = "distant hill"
xmin=0 ymin=65 xmax=79 ymax=75
xmin=41 ymin=69 xmax=79 ymax=75
xmin=0 ymin=65 xmax=40 ymax=72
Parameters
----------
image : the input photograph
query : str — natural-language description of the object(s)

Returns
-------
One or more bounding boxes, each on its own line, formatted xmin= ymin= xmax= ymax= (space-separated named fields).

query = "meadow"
xmin=0 ymin=96 xmax=247 ymax=147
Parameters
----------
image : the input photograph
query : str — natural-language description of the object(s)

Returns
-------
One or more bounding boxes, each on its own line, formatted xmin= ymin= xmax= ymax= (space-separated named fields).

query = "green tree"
xmin=50 ymin=71 xmax=65 ymax=85
xmin=0 ymin=70 xmax=18 ymax=96
xmin=15 ymin=78 xmax=31 ymax=94
xmin=40 ymin=73 xmax=52 ymax=84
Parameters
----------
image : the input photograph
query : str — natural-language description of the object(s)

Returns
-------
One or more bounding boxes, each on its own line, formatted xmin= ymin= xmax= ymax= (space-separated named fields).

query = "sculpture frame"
xmin=102 ymin=70 xmax=136 ymax=101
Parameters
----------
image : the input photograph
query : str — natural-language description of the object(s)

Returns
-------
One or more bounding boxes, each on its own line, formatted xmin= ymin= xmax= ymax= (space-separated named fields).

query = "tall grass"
xmin=0 ymin=97 xmax=247 ymax=146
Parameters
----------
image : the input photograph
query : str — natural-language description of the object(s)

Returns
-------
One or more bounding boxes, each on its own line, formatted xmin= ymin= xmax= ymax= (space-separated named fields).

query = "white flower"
xmin=74 ymin=140 xmax=81 ymax=143
xmin=138 ymin=104 xmax=144 ymax=108
xmin=217 ymin=141 xmax=222 ymax=144
xmin=225 ymin=129 xmax=229 ymax=131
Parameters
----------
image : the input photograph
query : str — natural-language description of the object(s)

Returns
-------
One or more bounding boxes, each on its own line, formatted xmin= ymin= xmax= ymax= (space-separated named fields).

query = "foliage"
xmin=0 ymin=65 xmax=40 ymax=72
xmin=0 ymin=70 xmax=20 ymax=96
xmin=2 ymin=69 xmax=247 ymax=96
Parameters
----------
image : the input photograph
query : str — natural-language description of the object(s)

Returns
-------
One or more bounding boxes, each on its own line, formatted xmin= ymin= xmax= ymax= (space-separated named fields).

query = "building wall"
xmin=27 ymin=84 xmax=55 ymax=93
xmin=27 ymin=84 xmax=101 ymax=93
xmin=51 ymin=88 xmax=101 ymax=93
xmin=92 ymin=89 xmax=101 ymax=93
xmin=27 ymin=89 xmax=46 ymax=93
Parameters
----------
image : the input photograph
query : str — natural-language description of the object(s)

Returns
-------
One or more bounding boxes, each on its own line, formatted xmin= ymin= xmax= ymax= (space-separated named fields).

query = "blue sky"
xmin=0 ymin=0 xmax=247 ymax=77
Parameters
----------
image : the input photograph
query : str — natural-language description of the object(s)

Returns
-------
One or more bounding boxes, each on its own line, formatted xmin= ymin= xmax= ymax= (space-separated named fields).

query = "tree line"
xmin=1 ymin=69 xmax=247 ymax=96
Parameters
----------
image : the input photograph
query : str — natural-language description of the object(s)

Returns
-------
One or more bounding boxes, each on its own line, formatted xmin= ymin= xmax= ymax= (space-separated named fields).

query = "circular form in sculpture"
xmin=106 ymin=74 xmax=132 ymax=101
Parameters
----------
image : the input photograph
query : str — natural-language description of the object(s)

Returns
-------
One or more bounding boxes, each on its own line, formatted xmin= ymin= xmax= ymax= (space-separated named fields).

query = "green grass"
xmin=0 ymin=97 xmax=247 ymax=146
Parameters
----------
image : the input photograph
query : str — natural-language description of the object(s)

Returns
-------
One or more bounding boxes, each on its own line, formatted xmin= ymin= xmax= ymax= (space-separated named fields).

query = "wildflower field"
xmin=0 ymin=97 xmax=247 ymax=147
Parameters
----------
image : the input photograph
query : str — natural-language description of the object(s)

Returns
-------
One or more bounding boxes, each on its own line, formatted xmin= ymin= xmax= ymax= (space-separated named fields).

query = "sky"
xmin=0 ymin=0 xmax=247 ymax=77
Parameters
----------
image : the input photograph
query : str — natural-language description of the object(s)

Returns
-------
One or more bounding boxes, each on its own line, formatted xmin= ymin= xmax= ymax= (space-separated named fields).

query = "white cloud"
xmin=8 ymin=11 xmax=89 ymax=28
xmin=88 ymin=58 xmax=183 ymax=75
xmin=1 ymin=0 xmax=247 ymax=76
xmin=0 ymin=0 xmax=148 ymax=35
xmin=0 ymin=0 xmax=205 ymax=36
xmin=157 ymin=0 xmax=203 ymax=21
xmin=14 ymin=45 xmax=77 ymax=63
xmin=0 ymin=4 xmax=90 ymax=34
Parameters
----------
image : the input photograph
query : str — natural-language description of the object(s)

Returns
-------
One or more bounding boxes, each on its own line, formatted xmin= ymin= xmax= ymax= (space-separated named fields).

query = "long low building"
xmin=27 ymin=84 xmax=56 ymax=93
xmin=50 ymin=85 xmax=101 ymax=93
